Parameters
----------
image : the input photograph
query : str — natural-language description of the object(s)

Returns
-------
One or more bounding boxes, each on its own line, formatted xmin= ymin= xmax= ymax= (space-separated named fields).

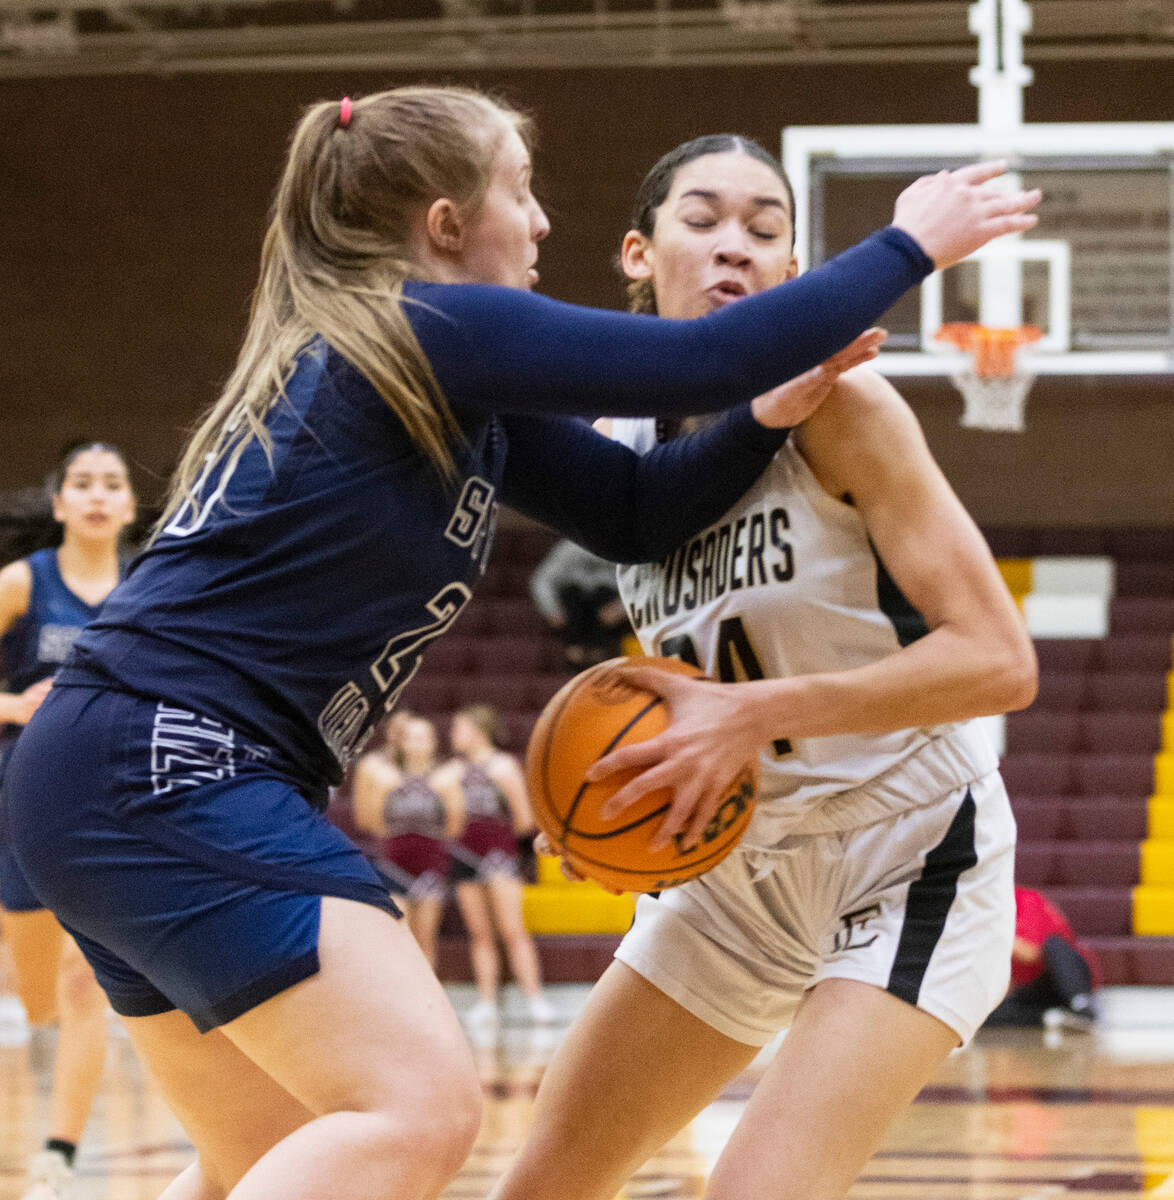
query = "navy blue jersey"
xmin=2 ymin=548 xmax=124 ymax=746
xmin=2 ymin=549 xmax=105 ymax=694
xmin=63 ymin=230 xmax=932 ymax=801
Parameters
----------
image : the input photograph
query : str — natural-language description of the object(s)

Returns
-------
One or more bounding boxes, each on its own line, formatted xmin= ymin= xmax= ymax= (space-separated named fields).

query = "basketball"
xmin=525 ymin=657 xmax=757 ymax=893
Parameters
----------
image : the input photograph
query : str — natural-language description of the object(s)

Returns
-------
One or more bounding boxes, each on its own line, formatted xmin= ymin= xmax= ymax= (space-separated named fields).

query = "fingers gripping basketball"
xmin=524 ymin=657 xmax=757 ymax=892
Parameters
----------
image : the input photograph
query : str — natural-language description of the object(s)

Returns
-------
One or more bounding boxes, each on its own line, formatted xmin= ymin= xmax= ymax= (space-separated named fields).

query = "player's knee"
xmin=390 ymin=1069 xmax=482 ymax=1183
xmin=434 ymin=1067 xmax=483 ymax=1165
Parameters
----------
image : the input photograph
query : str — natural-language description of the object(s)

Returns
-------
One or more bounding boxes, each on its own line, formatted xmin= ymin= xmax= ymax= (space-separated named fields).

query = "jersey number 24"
xmin=659 ymin=616 xmax=792 ymax=757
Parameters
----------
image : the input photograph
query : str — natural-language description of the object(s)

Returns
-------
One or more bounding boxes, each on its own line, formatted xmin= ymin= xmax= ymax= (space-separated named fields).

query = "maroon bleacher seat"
xmin=1000 ymin=753 xmax=1079 ymax=797
xmin=455 ymin=600 xmax=496 ymax=636
xmin=506 ymin=562 xmax=541 ymax=597
xmin=1008 ymin=797 xmax=1065 ymax=841
xmin=1004 ymin=711 xmax=1081 ymax=754
xmin=1109 ymin=595 xmax=1174 ymax=633
xmin=491 ymin=521 xmax=558 ymax=568
xmin=450 ymin=673 xmax=534 ymax=713
xmin=986 ymin=528 xmax=1113 ymax=557
xmin=1094 ymin=633 xmax=1173 ymax=672
xmin=475 ymin=597 xmax=550 ymax=637
xmin=1009 ymin=795 xmax=1149 ymax=842
xmin=982 ymin=527 xmax=1041 ymax=557
xmin=398 ymin=674 xmax=454 ymax=715
xmin=1042 ymin=887 xmax=1134 ymax=937
xmin=421 ymin=635 xmax=475 ymax=674
xmin=1014 ymin=842 xmax=1059 ymax=885
xmin=538 ymin=639 xmax=575 ymax=672
xmin=1041 ymin=842 xmax=1139 ymax=887
xmin=1033 ymin=671 xmax=1093 ymax=711
xmin=527 ymin=673 xmax=570 ymax=710
xmin=1032 ymin=639 xmax=1098 ymax=672
xmin=503 ymin=709 xmax=542 ymax=753
xmin=1078 ymin=710 xmax=1162 ymax=754
xmin=1115 ymin=560 xmax=1174 ymax=596
xmin=475 ymin=565 xmax=516 ymax=598
xmin=1105 ymin=527 xmax=1174 ymax=562
xmin=468 ymin=634 xmax=548 ymax=675
xmin=1087 ymin=671 xmax=1169 ymax=711
xmin=1086 ymin=937 xmax=1174 ymax=986
xmin=1064 ymin=797 xmax=1149 ymax=842
xmin=1074 ymin=753 xmax=1155 ymax=796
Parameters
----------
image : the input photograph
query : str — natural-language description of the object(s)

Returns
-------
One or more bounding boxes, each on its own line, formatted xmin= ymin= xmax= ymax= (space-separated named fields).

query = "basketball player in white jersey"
xmin=488 ymin=136 xmax=1037 ymax=1200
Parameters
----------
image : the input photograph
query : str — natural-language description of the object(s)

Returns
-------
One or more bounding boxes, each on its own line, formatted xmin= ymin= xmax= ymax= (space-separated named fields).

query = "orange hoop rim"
xmin=934 ymin=322 xmax=1042 ymax=378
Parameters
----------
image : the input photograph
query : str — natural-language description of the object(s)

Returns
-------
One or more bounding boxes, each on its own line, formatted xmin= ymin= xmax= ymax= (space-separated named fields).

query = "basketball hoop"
xmin=935 ymin=323 xmax=1042 ymax=432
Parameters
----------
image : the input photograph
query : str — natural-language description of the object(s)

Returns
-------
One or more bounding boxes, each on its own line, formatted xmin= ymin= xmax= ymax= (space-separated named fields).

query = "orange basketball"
xmin=525 ymin=656 xmax=757 ymax=893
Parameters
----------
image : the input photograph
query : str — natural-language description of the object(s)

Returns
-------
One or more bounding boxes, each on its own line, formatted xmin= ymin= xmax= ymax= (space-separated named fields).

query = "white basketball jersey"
xmin=610 ymin=418 xmax=997 ymax=847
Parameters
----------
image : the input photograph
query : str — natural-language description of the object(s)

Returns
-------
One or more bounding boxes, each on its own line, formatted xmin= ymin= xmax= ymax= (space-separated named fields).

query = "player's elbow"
xmin=991 ymin=635 xmax=1038 ymax=713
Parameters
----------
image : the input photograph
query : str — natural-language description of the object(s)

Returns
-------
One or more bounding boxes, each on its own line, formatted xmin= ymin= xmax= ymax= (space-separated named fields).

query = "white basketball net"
xmin=951 ymin=370 xmax=1035 ymax=432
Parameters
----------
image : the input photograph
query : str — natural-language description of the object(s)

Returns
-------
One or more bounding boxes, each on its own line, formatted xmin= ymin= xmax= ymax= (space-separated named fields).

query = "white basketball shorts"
xmin=614 ymin=770 xmax=1016 ymax=1046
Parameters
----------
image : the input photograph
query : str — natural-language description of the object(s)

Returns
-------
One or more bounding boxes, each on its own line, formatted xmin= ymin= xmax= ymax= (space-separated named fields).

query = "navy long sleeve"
xmin=66 ymin=226 xmax=933 ymax=788
xmin=407 ymin=227 xmax=931 ymax=420
xmin=501 ymin=406 xmax=788 ymax=564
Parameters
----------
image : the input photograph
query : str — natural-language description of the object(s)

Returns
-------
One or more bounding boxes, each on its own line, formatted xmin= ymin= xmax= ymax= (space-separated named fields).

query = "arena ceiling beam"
xmin=0 ymin=0 xmax=1170 ymax=78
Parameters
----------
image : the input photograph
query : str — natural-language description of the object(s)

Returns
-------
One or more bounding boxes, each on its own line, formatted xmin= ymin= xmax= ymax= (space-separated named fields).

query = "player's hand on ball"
xmin=586 ymin=663 xmax=773 ymax=853
xmin=533 ymin=830 xmax=625 ymax=893
xmin=751 ymin=328 xmax=885 ymax=429
xmin=534 ymin=831 xmax=584 ymax=883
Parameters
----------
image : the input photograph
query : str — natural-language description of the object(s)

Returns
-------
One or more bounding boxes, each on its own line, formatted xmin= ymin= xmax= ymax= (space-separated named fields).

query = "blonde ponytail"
xmin=159 ymin=86 xmax=530 ymax=534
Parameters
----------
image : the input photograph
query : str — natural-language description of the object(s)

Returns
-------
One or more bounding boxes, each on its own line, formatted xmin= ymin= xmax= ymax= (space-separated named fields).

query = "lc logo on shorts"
xmin=833 ymin=903 xmax=882 ymax=953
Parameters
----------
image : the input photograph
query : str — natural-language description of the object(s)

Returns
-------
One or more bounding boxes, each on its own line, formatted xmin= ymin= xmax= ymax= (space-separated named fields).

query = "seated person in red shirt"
xmin=985 ymin=886 xmax=1100 ymax=1030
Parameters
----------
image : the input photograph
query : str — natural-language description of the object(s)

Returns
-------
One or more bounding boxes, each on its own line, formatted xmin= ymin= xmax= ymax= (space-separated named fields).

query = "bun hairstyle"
xmin=623 ymin=133 xmax=795 ymax=316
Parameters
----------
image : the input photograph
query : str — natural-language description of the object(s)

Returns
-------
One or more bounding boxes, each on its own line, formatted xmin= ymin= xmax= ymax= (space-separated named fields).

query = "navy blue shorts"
xmin=0 ymin=839 xmax=43 ymax=911
xmin=4 ymin=685 xmax=400 ymax=1033
xmin=0 ymin=740 xmax=44 ymax=912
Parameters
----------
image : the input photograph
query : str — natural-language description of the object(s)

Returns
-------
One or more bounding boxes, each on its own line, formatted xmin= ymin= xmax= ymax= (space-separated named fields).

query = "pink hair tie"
xmin=339 ymin=96 xmax=353 ymax=128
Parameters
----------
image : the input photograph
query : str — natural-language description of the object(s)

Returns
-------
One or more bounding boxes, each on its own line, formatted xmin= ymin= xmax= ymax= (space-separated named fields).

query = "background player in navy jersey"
xmin=434 ymin=705 xmax=554 ymax=1039
xmin=488 ymin=136 xmax=1038 ymax=1200
xmin=4 ymin=85 xmax=1038 ymax=1200
xmin=0 ymin=443 xmax=135 ymax=1200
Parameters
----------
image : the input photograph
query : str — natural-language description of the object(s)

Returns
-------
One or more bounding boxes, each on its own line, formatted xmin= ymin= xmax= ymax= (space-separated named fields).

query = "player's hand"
xmin=586 ymin=664 xmax=772 ymax=854
xmin=892 ymin=162 xmax=1041 ymax=269
xmin=9 ymin=678 xmax=53 ymax=725
xmin=751 ymin=328 xmax=886 ymax=429
xmin=533 ymin=830 xmax=587 ymax=884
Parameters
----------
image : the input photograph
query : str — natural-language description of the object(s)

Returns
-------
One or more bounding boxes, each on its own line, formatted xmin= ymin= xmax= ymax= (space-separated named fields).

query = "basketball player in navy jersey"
xmin=488 ymin=137 xmax=1038 ymax=1200
xmin=352 ymin=715 xmax=459 ymax=970
xmin=0 ymin=444 xmax=136 ymax=1200
xmin=4 ymin=86 xmax=1038 ymax=1200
